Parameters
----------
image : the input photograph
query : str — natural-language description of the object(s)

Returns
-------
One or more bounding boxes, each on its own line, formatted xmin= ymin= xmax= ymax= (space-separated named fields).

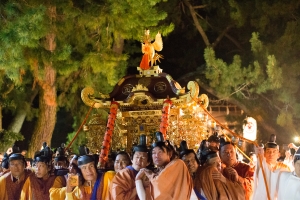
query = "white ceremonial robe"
xmin=252 ymin=158 xmax=289 ymax=200
xmin=277 ymin=172 xmax=300 ymax=200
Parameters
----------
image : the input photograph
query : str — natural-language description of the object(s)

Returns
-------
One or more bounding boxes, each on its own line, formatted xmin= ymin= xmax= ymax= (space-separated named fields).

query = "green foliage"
xmin=0 ymin=130 xmax=24 ymax=152
xmin=249 ymin=33 xmax=263 ymax=54
xmin=0 ymin=0 xmax=174 ymax=151
xmin=204 ymin=30 xmax=285 ymax=98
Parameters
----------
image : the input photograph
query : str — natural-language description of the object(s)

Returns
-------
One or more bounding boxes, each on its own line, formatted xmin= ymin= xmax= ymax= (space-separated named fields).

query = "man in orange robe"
xmin=21 ymin=145 xmax=65 ymax=200
xmin=219 ymin=140 xmax=254 ymax=200
xmin=0 ymin=153 xmax=32 ymax=200
xmin=108 ymin=135 xmax=151 ymax=200
xmin=66 ymin=155 xmax=106 ymax=200
xmin=194 ymin=151 xmax=245 ymax=200
xmin=136 ymin=132 xmax=193 ymax=200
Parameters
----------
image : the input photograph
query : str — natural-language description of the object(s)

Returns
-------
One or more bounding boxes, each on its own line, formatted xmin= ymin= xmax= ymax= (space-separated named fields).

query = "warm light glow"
xmin=294 ymin=136 xmax=299 ymax=142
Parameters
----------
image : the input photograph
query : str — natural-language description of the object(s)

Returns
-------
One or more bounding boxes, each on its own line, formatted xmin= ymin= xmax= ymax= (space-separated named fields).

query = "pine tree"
xmin=175 ymin=0 xmax=300 ymax=142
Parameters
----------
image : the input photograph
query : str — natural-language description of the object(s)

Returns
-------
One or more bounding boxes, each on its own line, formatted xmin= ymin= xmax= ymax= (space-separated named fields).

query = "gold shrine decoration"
xmin=160 ymin=99 xmax=172 ymax=139
xmin=99 ymin=101 xmax=119 ymax=168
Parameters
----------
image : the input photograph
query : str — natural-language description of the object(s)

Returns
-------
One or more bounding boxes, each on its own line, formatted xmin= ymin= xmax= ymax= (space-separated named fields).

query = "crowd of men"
xmin=0 ymin=131 xmax=299 ymax=200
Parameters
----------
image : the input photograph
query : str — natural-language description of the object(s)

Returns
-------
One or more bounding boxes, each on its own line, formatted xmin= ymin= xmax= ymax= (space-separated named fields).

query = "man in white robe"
xmin=252 ymin=142 xmax=290 ymax=200
xmin=277 ymin=148 xmax=300 ymax=200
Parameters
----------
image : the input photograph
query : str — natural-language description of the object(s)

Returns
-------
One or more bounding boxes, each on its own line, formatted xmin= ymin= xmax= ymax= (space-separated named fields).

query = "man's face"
xmin=79 ymin=162 xmax=97 ymax=182
xmin=132 ymin=151 xmax=149 ymax=171
xmin=220 ymin=144 xmax=237 ymax=167
xmin=182 ymin=152 xmax=199 ymax=174
xmin=152 ymin=146 xmax=170 ymax=167
xmin=9 ymin=160 xmax=25 ymax=178
xmin=294 ymin=160 xmax=300 ymax=177
xmin=114 ymin=154 xmax=131 ymax=173
xmin=207 ymin=156 xmax=222 ymax=172
xmin=35 ymin=162 xmax=49 ymax=179
xmin=264 ymin=148 xmax=279 ymax=165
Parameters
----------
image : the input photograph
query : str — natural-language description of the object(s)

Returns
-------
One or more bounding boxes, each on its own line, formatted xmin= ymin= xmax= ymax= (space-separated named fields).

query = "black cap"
xmin=264 ymin=142 xmax=278 ymax=149
xmin=35 ymin=142 xmax=53 ymax=164
xmin=54 ymin=143 xmax=67 ymax=162
xmin=264 ymin=134 xmax=278 ymax=149
xmin=219 ymin=137 xmax=233 ymax=149
xmin=9 ymin=153 xmax=25 ymax=162
xmin=151 ymin=132 xmax=167 ymax=148
xmin=79 ymin=145 xmax=90 ymax=156
xmin=133 ymin=135 xmax=148 ymax=152
xmin=12 ymin=144 xmax=20 ymax=154
xmin=1 ymin=156 xmax=9 ymax=169
xmin=179 ymin=140 xmax=195 ymax=157
xmin=78 ymin=155 xmax=95 ymax=167
xmin=208 ymin=134 xmax=220 ymax=143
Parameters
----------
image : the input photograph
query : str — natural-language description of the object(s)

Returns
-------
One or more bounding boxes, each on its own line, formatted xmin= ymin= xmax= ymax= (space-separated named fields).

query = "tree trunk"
xmin=28 ymin=5 xmax=57 ymax=158
xmin=0 ymin=104 xmax=2 ymax=131
xmin=28 ymin=64 xmax=57 ymax=158
xmin=7 ymin=108 xmax=27 ymax=133
xmin=112 ymin=34 xmax=124 ymax=55
xmin=7 ymin=89 xmax=38 ymax=134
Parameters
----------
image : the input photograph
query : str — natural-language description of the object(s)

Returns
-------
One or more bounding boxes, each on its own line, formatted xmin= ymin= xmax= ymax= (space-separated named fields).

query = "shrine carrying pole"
xmin=65 ymin=102 xmax=95 ymax=152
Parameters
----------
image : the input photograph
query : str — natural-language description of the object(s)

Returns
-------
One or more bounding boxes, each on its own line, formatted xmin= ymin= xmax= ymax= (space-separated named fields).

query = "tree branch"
xmin=224 ymin=33 xmax=244 ymax=51
xmin=193 ymin=5 xmax=208 ymax=9
xmin=183 ymin=0 xmax=210 ymax=47
xmin=212 ymin=25 xmax=233 ymax=49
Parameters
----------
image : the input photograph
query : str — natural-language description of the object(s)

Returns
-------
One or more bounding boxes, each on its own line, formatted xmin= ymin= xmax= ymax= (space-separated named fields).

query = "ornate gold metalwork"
xmin=198 ymin=94 xmax=209 ymax=109
xmin=186 ymin=81 xmax=200 ymax=104
xmin=131 ymin=84 xmax=148 ymax=92
xmin=81 ymin=78 xmax=209 ymax=153
xmin=81 ymin=87 xmax=103 ymax=108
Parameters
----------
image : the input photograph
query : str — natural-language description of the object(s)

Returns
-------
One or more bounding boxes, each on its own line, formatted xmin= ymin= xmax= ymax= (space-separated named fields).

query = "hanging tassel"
xmin=159 ymin=99 xmax=172 ymax=140
xmin=98 ymin=101 xmax=119 ymax=168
